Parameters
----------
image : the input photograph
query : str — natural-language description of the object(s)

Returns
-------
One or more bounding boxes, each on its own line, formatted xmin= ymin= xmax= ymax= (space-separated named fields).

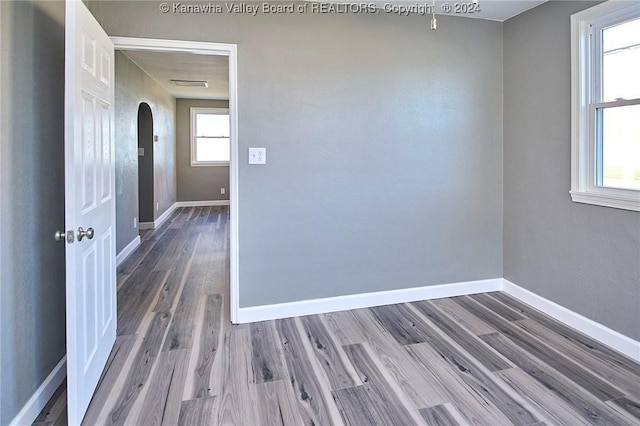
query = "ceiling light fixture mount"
xmin=170 ymin=79 xmax=209 ymax=88
xmin=431 ymin=0 xmax=437 ymax=30
xmin=431 ymin=0 xmax=480 ymax=30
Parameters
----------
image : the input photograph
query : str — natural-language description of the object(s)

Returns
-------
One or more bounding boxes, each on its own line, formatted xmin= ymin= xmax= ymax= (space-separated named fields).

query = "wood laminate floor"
xmin=35 ymin=206 xmax=640 ymax=426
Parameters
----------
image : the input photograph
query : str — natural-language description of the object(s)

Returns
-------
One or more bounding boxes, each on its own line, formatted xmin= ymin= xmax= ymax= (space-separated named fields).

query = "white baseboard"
xmin=138 ymin=201 xmax=227 ymax=231
xmin=236 ymin=278 xmax=503 ymax=323
xmin=116 ymin=236 xmax=140 ymax=267
xmin=175 ymin=200 xmax=230 ymax=207
xmin=502 ymin=279 xmax=640 ymax=362
xmin=9 ymin=356 xmax=66 ymax=426
xmin=154 ymin=203 xmax=178 ymax=229
xmin=137 ymin=203 xmax=179 ymax=230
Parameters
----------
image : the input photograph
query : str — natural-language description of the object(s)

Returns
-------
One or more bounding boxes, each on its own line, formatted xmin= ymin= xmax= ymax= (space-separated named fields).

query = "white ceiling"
xmin=437 ymin=0 xmax=548 ymax=22
xmin=121 ymin=50 xmax=229 ymax=100
xmin=345 ymin=0 xmax=548 ymax=22
xmin=120 ymin=1 xmax=546 ymax=99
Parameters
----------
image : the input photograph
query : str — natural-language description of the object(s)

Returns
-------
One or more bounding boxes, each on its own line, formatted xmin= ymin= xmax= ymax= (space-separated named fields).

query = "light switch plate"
xmin=249 ymin=147 xmax=266 ymax=165
xmin=138 ymin=147 xmax=144 ymax=156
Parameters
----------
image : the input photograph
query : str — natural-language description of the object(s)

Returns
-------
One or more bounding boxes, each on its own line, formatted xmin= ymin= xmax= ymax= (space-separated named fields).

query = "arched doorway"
xmin=137 ymin=103 xmax=154 ymax=224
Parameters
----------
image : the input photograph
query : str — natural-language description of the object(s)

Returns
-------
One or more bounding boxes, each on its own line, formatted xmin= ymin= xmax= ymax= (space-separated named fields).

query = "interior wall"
xmin=176 ymin=98 xmax=230 ymax=202
xmin=90 ymin=1 xmax=504 ymax=308
xmin=503 ymin=0 xmax=640 ymax=340
xmin=115 ymin=51 xmax=176 ymax=252
xmin=0 ymin=1 xmax=66 ymax=423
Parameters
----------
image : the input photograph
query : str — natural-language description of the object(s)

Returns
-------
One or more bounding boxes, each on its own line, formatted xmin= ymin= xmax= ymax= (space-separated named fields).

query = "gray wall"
xmin=90 ymin=2 xmax=504 ymax=308
xmin=0 ymin=1 xmax=66 ymax=423
xmin=503 ymin=1 xmax=640 ymax=340
xmin=115 ymin=52 xmax=176 ymax=252
xmin=176 ymin=98 xmax=230 ymax=202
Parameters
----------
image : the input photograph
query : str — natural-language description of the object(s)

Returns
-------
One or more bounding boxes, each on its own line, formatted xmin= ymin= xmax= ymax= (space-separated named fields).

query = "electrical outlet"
xmin=248 ymin=147 xmax=266 ymax=165
xmin=134 ymin=217 xmax=137 ymax=228
xmin=220 ymin=188 xmax=226 ymax=195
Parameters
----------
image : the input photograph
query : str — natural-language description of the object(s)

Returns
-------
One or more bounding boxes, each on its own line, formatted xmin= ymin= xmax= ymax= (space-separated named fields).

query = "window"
xmin=571 ymin=2 xmax=640 ymax=211
xmin=191 ymin=107 xmax=230 ymax=166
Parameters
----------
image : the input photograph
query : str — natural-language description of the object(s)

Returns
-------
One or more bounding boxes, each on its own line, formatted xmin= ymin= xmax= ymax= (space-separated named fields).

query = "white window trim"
xmin=190 ymin=107 xmax=230 ymax=166
xmin=570 ymin=1 xmax=640 ymax=212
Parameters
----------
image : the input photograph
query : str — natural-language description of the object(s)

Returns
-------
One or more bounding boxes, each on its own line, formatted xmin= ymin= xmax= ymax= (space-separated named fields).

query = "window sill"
xmin=570 ymin=190 xmax=640 ymax=212
xmin=190 ymin=162 xmax=230 ymax=167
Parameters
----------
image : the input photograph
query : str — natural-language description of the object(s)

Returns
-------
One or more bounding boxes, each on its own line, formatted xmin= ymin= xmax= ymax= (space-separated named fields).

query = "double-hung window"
xmin=191 ymin=107 xmax=230 ymax=166
xmin=571 ymin=1 xmax=640 ymax=211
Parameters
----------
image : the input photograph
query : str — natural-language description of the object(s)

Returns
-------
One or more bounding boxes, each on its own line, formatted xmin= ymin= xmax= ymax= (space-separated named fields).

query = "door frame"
xmin=111 ymin=37 xmax=240 ymax=323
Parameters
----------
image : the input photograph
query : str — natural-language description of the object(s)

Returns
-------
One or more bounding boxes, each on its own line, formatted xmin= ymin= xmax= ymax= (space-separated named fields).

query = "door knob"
xmin=77 ymin=227 xmax=94 ymax=241
xmin=54 ymin=230 xmax=75 ymax=243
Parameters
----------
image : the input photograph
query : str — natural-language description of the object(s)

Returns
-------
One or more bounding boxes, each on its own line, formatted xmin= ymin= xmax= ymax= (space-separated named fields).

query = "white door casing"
xmin=64 ymin=1 xmax=116 ymax=425
xmin=110 ymin=37 xmax=240 ymax=324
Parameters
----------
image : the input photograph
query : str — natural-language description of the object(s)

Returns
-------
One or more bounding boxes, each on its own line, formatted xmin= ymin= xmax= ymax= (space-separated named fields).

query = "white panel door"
xmin=64 ymin=1 xmax=116 ymax=424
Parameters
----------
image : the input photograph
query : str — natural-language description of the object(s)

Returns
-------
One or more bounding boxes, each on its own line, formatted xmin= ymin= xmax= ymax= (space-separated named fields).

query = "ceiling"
xmin=120 ymin=1 xmax=546 ymax=99
xmin=451 ymin=0 xmax=549 ymax=22
xmin=121 ymin=50 xmax=229 ymax=100
xmin=328 ymin=0 xmax=548 ymax=22
xmin=367 ymin=0 xmax=548 ymax=22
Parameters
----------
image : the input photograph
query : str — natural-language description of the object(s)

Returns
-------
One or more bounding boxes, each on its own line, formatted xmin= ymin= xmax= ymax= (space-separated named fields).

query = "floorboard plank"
xmin=254 ymin=380 xmax=305 ymax=426
xmin=495 ymin=368 xmax=593 ymax=426
xmin=107 ymin=311 xmax=172 ymax=425
xmin=162 ymin=244 xmax=209 ymax=352
xmin=405 ymin=342 xmax=516 ymax=425
xmin=81 ymin=335 xmax=137 ymax=425
xmin=275 ymin=317 xmax=339 ymax=425
xmin=177 ymin=396 xmax=216 ymax=426
xmin=405 ymin=335 xmax=539 ymax=426
xmin=298 ymin=315 xmax=360 ymax=390
xmin=431 ymin=298 xmax=499 ymax=336
xmin=350 ymin=309 xmax=451 ymax=409
xmin=419 ymin=404 xmax=461 ymax=426
xmin=118 ymin=228 xmax=179 ymax=297
xmin=322 ymin=310 xmax=369 ymax=345
xmin=342 ymin=343 xmax=421 ymax=426
xmin=117 ymin=239 xmax=155 ymax=276
xmin=411 ymin=300 xmax=513 ymax=372
xmin=137 ymin=349 xmax=189 ymax=426
xmin=210 ymin=328 xmax=258 ymax=426
xmin=607 ymin=396 xmax=640 ymax=422
xmin=190 ymin=294 xmax=223 ymax=399
xmin=488 ymin=292 xmax=640 ymax=376
xmin=454 ymin=296 xmax=625 ymax=402
xmin=250 ymin=321 xmax=287 ymax=384
xmin=152 ymin=233 xmax=199 ymax=313
xmin=369 ymin=304 xmax=433 ymax=346
xmin=480 ymin=332 xmax=632 ymax=425
xmin=332 ymin=385 xmax=395 ymax=426
xmin=469 ymin=293 xmax=527 ymax=322
xmin=514 ymin=318 xmax=640 ymax=396
xmin=117 ymin=269 xmax=169 ymax=336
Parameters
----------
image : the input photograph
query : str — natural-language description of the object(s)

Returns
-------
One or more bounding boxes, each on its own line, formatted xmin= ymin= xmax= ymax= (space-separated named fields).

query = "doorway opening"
xmin=137 ymin=102 xmax=154 ymax=225
xmin=112 ymin=37 xmax=239 ymax=323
